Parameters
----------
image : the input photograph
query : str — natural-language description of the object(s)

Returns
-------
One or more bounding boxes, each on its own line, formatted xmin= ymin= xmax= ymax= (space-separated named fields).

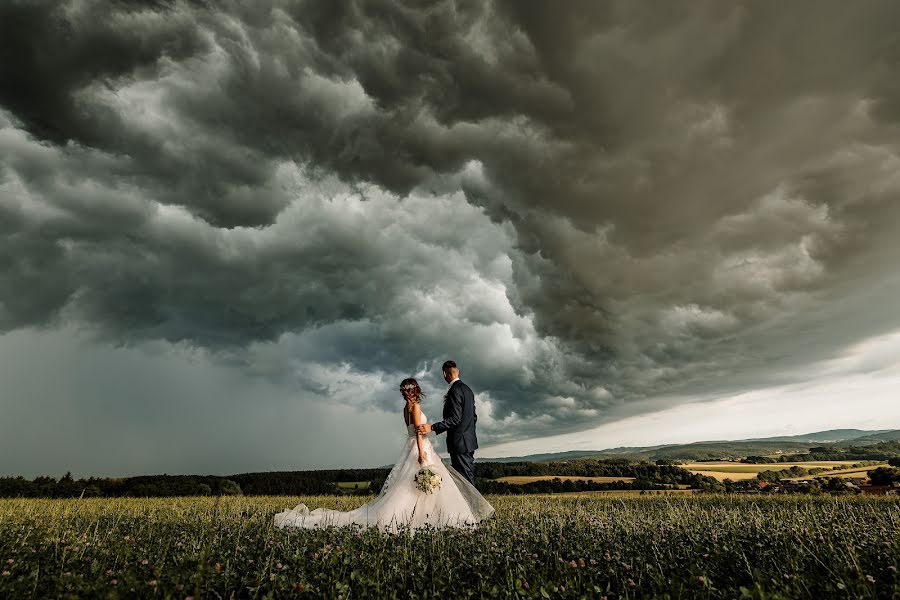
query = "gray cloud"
xmin=2 ymin=0 xmax=900 ymax=464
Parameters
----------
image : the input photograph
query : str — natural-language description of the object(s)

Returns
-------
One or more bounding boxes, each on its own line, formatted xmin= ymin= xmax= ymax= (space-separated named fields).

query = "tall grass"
xmin=0 ymin=494 xmax=897 ymax=598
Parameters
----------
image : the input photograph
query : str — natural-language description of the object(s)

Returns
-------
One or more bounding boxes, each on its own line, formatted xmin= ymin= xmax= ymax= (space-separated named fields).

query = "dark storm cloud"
xmin=2 ymin=0 xmax=900 ymax=447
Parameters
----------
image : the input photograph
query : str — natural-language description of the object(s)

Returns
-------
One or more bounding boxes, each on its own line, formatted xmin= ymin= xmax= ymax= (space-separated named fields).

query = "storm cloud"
xmin=2 ymin=0 xmax=900 ymax=466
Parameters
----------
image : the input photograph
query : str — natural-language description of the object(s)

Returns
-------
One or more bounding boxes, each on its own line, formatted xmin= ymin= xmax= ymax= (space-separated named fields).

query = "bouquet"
xmin=414 ymin=467 xmax=442 ymax=494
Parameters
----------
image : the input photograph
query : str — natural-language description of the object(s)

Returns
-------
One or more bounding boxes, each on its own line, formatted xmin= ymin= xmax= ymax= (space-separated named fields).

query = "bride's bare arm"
xmin=410 ymin=402 xmax=427 ymax=464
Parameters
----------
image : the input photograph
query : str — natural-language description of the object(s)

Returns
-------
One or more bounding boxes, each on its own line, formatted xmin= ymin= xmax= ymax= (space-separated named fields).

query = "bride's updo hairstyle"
xmin=399 ymin=378 xmax=426 ymax=404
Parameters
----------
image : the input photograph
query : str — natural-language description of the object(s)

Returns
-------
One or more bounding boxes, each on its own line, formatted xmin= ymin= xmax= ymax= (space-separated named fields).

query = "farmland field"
xmin=687 ymin=470 xmax=760 ymax=481
xmin=682 ymin=461 xmax=878 ymax=481
xmin=791 ymin=465 xmax=891 ymax=481
xmin=1 ymin=494 xmax=898 ymax=598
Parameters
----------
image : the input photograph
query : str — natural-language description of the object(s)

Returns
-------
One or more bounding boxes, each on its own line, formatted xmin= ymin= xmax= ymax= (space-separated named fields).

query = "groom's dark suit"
xmin=431 ymin=379 xmax=478 ymax=485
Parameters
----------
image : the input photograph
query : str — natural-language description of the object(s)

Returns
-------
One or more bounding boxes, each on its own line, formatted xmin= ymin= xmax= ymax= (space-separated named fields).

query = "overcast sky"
xmin=2 ymin=1 xmax=900 ymax=479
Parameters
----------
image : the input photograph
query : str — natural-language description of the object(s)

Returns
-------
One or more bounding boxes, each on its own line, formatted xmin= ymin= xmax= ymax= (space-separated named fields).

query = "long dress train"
xmin=273 ymin=413 xmax=494 ymax=534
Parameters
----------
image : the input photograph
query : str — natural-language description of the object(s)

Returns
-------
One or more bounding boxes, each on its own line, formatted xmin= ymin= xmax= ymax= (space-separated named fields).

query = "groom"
xmin=416 ymin=360 xmax=479 ymax=485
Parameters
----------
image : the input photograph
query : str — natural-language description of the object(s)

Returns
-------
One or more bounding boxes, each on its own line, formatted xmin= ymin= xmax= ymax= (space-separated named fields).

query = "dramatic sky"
xmin=2 ymin=0 xmax=900 ymax=478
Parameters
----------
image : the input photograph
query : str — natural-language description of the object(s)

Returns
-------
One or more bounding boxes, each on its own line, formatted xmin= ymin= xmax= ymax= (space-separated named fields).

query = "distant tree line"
xmin=475 ymin=476 xmax=720 ymax=495
xmin=0 ymin=469 xmax=397 ymax=499
xmin=229 ymin=469 xmax=391 ymax=496
xmin=723 ymin=477 xmax=865 ymax=495
xmin=0 ymin=472 xmax=244 ymax=498
xmin=475 ymin=459 xmax=709 ymax=486
xmin=0 ymin=459 xmax=724 ymax=498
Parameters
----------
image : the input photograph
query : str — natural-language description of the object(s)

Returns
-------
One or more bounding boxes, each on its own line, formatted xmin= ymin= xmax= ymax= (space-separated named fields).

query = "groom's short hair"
xmin=442 ymin=360 xmax=457 ymax=372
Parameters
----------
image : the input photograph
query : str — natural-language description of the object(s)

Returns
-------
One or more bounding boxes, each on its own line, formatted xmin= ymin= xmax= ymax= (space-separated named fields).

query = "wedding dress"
xmin=273 ymin=412 xmax=494 ymax=534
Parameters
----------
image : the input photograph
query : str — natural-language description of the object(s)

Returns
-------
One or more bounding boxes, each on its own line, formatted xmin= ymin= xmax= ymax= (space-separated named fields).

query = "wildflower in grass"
xmin=698 ymin=575 xmax=707 ymax=585
xmin=5 ymin=559 xmax=12 ymax=565
xmin=148 ymin=580 xmax=158 ymax=587
xmin=866 ymin=575 xmax=875 ymax=583
xmin=109 ymin=579 xmax=118 ymax=585
xmin=2 ymin=571 xmax=10 ymax=577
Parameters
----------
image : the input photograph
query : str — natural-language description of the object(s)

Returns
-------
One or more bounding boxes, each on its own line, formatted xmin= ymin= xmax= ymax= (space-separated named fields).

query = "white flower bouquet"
xmin=414 ymin=467 xmax=442 ymax=494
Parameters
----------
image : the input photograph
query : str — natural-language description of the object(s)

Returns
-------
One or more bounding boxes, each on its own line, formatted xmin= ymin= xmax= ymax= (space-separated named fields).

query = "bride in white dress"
xmin=273 ymin=377 xmax=494 ymax=534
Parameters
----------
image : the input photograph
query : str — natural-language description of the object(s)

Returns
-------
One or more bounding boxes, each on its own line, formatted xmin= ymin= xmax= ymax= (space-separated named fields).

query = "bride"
xmin=273 ymin=377 xmax=494 ymax=533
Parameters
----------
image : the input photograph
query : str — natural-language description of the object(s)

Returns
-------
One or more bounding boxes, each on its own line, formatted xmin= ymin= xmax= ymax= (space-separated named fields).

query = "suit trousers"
xmin=450 ymin=451 xmax=476 ymax=486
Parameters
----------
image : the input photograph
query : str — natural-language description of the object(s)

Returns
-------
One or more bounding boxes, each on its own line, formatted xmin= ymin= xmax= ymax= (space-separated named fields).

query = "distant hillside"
xmin=743 ymin=429 xmax=893 ymax=443
xmin=479 ymin=448 xmax=656 ymax=463
xmin=481 ymin=429 xmax=900 ymax=463
xmin=837 ymin=430 xmax=900 ymax=445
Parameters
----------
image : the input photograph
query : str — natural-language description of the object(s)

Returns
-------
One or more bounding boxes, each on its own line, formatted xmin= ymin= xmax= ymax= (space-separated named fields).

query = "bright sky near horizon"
xmin=2 ymin=1 xmax=900 ymax=478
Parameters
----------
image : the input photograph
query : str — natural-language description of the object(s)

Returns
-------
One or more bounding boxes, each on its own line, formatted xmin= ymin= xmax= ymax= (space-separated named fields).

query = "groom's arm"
xmin=431 ymin=387 xmax=464 ymax=435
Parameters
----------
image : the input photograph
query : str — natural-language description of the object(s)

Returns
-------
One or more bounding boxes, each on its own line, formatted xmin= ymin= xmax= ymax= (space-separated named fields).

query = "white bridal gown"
xmin=273 ymin=413 xmax=494 ymax=533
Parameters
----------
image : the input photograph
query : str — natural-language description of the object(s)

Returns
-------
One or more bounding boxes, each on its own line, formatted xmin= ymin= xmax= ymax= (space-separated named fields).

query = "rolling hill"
xmin=481 ymin=429 xmax=900 ymax=463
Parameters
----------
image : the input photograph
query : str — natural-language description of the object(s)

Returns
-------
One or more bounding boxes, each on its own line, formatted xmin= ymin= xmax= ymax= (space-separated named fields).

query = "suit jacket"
xmin=431 ymin=380 xmax=478 ymax=454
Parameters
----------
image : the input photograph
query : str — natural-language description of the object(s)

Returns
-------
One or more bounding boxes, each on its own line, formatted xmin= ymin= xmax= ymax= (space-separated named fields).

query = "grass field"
xmin=1 ymin=494 xmax=898 ymax=598
xmin=497 ymin=475 xmax=636 ymax=484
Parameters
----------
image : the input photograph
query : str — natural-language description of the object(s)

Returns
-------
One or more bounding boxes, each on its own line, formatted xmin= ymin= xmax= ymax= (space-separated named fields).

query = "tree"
xmin=868 ymin=467 xmax=900 ymax=486
xmin=219 ymin=479 xmax=242 ymax=496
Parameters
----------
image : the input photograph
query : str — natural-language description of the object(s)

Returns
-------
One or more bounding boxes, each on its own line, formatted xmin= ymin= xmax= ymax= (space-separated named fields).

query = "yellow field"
xmin=790 ymin=464 xmax=890 ymax=481
xmin=684 ymin=461 xmax=886 ymax=482
xmin=497 ymin=475 xmax=636 ymax=484
xmin=689 ymin=470 xmax=760 ymax=481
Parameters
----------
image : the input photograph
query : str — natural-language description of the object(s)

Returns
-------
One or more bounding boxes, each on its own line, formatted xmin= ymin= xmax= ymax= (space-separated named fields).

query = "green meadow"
xmin=2 ymin=494 xmax=899 ymax=598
